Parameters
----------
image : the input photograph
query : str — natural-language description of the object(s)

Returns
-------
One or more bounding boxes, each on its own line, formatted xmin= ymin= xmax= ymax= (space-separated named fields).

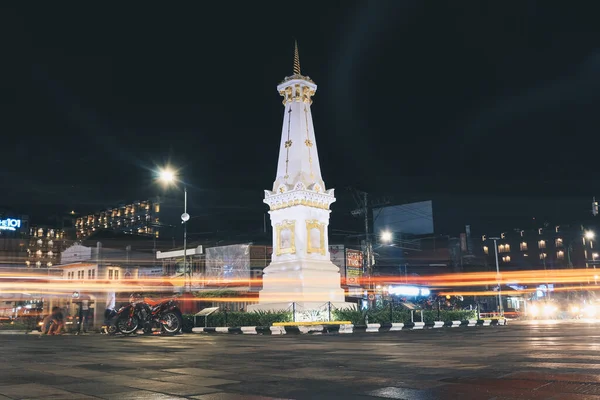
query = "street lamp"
xmin=489 ymin=237 xmax=504 ymax=317
xmin=158 ymin=167 xmax=191 ymax=292
xmin=586 ymin=230 xmax=595 ymax=240
xmin=380 ymin=231 xmax=392 ymax=243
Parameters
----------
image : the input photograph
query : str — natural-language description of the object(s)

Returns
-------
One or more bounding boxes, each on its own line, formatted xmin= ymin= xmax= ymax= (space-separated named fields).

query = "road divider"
xmin=191 ymin=318 xmax=507 ymax=335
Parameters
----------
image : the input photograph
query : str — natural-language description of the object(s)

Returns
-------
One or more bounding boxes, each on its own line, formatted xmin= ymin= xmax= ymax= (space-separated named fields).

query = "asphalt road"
xmin=1 ymin=320 xmax=600 ymax=399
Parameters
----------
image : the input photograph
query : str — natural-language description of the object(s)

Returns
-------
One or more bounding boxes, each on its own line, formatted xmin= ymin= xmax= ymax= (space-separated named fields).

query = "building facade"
xmin=26 ymin=226 xmax=68 ymax=269
xmin=51 ymin=242 xmax=159 ymax=327
xmin=480 ymin=225 xmax=594 ymax=271
xmin=74 ymin=198 xmax=164 ymax=240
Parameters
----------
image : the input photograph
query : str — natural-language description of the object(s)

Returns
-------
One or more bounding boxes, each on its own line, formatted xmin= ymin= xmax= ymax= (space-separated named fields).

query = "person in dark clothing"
xmin=41 ymin=306 xmax=64 ymax=335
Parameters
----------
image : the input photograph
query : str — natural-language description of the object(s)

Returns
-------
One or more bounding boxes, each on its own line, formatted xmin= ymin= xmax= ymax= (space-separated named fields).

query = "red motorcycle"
xmin=113 ymin=294 xmax=183 ymax=335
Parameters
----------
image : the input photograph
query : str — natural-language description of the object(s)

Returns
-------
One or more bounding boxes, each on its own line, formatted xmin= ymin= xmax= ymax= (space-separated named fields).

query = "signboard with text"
xmin=345 ymin=249 xmax=363 ymax=287
xmin=0 ymin=218 xmax=21 ymax=231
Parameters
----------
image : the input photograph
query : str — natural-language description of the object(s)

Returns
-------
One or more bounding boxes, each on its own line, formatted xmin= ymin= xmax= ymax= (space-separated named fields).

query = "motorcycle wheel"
xmin=116 ymin=316 xmax=140 ymax=335
xmin=106 ymin=324 xmax=118 ymax=335
xmin=161 ymin=312 xmax=182 ymax=334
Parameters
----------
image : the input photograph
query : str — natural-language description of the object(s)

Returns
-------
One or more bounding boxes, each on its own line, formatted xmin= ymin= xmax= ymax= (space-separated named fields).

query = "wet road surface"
xmin=1 ymin=320 xmax=600 ymax=399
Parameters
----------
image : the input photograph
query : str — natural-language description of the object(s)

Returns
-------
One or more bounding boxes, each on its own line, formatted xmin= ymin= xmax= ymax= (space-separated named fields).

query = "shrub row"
xmin=181 ymin=307 xmax=477 ymax=330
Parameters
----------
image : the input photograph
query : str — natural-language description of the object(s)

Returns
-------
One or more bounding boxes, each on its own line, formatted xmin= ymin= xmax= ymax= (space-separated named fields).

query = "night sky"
xmin=2 ymin=2 xmax=600 ymax=235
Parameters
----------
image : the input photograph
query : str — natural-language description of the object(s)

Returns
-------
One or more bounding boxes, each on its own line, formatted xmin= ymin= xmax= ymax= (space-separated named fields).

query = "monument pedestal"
xmin=247 ymin=259 xmax=356 ymax=320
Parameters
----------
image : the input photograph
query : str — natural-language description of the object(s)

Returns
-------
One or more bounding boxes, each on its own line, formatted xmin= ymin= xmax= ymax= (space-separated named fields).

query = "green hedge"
xmin=182 ymin=307 xmax=477 ymax=330
xmin=333 ymin=308 xmax=477 ymax=325
xmin=0 ymin=321 xmax=31 ymax=331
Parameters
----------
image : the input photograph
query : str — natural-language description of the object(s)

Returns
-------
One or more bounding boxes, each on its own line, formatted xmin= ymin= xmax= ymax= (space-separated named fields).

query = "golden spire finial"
xmin=293 ymin=40 xmax=301 ymax=75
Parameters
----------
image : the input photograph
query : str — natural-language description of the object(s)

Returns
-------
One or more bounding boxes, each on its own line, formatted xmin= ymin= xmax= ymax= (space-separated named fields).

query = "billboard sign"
xmin=374 ymin=200 xmax=434 ymax=236
xmin=205 ymin=244 xmax=251 ymax=284
xmin=0 ymin=218 xmax=21 ymax=231
xmin=345 ymin=249 xmax=363 ymax=286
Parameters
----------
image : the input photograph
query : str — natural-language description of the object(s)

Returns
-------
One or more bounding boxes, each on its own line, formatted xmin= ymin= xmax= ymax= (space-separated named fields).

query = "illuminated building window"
xmin=37 ymin=228 xmax=43 ymax=237
xmin=498 ymin=244 xmax=510 ymax=253
xmin=92 ymin=269 xmax=95 ymax=279
xmin=155 ymin=204 xmax=160 ymax=213
xmin=48 ymin=240 xmax=53 ymax=247
xmin=538 ymin=240 xmax=546 ymax=249
xmin=25 ymin=261 xmax=30 ymax=267
xmin=520 ymin=242 xmax=528 ymax=251
xmin=88 ymin=270 xmax=92 ymax=279
xmin=483 ymin=246 xmax=489 ymax=255
xmin=539 ymin=252 xmax=547 ymax=260
xmin=520 ymin=230 xmax=524 ymax=237
xmin=155 ymin=231 xmax=159 ymax=238
xmin=47 ymin=251 xmax=53 ymax=258
xmin=114 ymin=270 xmax=119 ymax=280
xmin=557 ymin=250 xmax=564 ymax=260
xmin=36 ymin=250 xmax=42 ymax=257
xmin=47 ymin=262 xmax=52 ymax=267
xmin=108 ymin=270 xmax=113 ymax=279
xmin=555 ymin=238 xmax=563 ymax=247
xmin=502 ymin=255 xmax=511 ymax=263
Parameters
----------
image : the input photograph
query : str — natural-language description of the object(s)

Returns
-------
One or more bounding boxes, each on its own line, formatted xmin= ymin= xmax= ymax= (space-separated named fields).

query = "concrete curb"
xmin=191 ymin=318 xmax=507 ymax=335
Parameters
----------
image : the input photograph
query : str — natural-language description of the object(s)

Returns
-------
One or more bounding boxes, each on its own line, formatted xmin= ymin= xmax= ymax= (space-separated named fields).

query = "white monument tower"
xmin=248 ymin=43 xmax=355 ymax=316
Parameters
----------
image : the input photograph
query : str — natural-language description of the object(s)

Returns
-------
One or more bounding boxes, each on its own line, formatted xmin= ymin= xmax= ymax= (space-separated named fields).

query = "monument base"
xmin=247 ymin=301 xmax=356 ymax=322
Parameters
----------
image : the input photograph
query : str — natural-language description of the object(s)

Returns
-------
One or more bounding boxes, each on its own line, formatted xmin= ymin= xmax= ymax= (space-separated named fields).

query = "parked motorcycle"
xmin=108 ymin=294 xmax=183 ymax=335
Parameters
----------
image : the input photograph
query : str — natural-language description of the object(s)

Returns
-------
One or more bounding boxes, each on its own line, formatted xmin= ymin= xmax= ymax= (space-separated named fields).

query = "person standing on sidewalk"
xmin=77 ymin=299 xmax=89 ymax=334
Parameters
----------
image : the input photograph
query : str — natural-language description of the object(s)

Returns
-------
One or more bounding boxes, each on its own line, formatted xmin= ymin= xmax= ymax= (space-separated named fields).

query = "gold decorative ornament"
xmin=302 ymin=87 xmax=315 ymax=104
xmin=280 ymin=86 xmax=293 ymax=105
xmin=275 ymin=220 xmax=296 ymax=255
xmin=294 ymin=84 xmax=302 ymax=102
xmin=304 ymin=139 xmax=313 ymax=147
xmin=285 ymin=140 xmax=293 ymax=148
xmin=306 ymin=220 xmax=325 ymax=255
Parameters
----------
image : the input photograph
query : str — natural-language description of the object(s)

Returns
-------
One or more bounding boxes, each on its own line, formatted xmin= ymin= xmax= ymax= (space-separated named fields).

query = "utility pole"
xmin=489 ymin=237 xmax=504 ymax=316
xmin=348 ymin=188 xmax=391 ymax=306
xmin=362 ymin=192 xmax=372 ymax=284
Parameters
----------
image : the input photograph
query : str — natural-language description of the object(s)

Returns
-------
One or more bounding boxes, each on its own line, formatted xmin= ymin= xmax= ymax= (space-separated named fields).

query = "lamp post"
xmin=585 ymin=230 xmax=595 ymax=269
xmin=489 ymin=237 xmax=503 ymax=316
xmin=380 ymin=230 xmax=407 ymax=282
xmin=158 ymin=167 xmax=191 ymax=293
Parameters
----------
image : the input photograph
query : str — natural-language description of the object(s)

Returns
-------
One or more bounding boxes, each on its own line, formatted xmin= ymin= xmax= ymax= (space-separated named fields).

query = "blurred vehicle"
xmin=528 ymin=302 xmax=558 ymax=319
